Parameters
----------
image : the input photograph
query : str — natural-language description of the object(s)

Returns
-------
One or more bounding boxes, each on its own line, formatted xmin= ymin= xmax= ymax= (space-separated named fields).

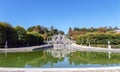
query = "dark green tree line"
xmin=0 ymin=22 xmax=65 ymax=48
xmin=0 ymin=22 xmax=44 ymax=48
xmin=0 ymin=22 xmax=17 ymax=47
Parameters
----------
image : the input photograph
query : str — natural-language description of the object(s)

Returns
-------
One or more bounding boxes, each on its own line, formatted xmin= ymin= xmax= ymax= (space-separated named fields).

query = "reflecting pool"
xmin=0 ymin=48 xmax=120 ymax=68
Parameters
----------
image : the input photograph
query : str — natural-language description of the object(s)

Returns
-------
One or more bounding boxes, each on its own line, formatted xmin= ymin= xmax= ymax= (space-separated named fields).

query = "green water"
xmin=0 ymin=49 xmax=120 ymax=68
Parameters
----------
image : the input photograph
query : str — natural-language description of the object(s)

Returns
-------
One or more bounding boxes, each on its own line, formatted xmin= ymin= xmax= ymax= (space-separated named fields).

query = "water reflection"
xmin=45 ymin=49 xmax=76 ymax=58
xmin=108 ymin=52 xmax=111 ymax=59
xmin=4 ymin=52 xmax=7 ymax=59
xmin=0 ymin=49 xmax=120 ymax=68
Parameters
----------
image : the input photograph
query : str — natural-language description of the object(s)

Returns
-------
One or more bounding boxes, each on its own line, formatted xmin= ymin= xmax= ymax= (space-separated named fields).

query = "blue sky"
xmin=0 ymin=0 xmax=120 ymax=33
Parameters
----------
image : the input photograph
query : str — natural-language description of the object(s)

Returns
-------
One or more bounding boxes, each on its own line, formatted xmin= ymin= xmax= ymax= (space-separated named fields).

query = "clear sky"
xmin=0 ymin=0 xmax=120 ymax=33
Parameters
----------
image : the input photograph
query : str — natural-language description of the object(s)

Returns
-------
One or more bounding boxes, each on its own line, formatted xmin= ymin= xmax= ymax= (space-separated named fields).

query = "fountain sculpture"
xmin=4 ymin=40 xmax=8 ymax=48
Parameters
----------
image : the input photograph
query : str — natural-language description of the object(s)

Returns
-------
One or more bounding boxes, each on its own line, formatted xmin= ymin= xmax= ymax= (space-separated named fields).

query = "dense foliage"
xmin=27 ymin=25 xmax=64 ymax=36
xmin=76 ymin=33 xmax=120 ymax=47
xmin=68 ymin=27 xmax=117 ymax=40
xmin=26 ymin=31 xmax=44 ymax=46
xmin=15 ymin=26 xmax=27 ymax=46
xmin=0 ymin=22 xmax=44 ymax=48
xmin=68 ymin=27 xmax=120 ymax=48
xmin=0 ymin=22 xmax=65 ymax=48
xmin=0 ymin=22 xmax=17 ymax=48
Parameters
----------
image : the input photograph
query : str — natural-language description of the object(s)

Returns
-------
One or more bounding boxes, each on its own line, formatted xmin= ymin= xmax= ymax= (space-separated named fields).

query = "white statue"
xmin=4 ymin=40 xmax=8 ymax=48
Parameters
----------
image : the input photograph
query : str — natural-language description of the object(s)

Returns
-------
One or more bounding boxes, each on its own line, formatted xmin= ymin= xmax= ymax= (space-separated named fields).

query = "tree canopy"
xmin=0 ymin=22 xmax=65 ymax=48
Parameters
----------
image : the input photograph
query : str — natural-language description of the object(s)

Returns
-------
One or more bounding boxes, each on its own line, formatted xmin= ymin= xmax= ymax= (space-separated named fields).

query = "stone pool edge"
xmin=0 ymin=44 xmax=53 ymax=53
xmin=0 ymin=67 xmax=120 ymax=72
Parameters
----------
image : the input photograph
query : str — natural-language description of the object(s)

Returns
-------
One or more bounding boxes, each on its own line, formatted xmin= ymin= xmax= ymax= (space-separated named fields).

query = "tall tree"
xmin=58 ymin=30 xmax=64 ymax=35
xmin=0 ymin=22 xmax=17 ymax=48
xmin=68 ymin=27 xmax=73 ymax=36
xmin=50 ymin=26 xmax=54 ymax=36
xmin=73 ymin=27 xmax=80 ymax=31
xmin=33 ymin=25 xmax=41 ymax=33
xmin=53 ymin=29 xmax=58 ymax=35
xmin=27 ymin=26 xmax=35 ymax=32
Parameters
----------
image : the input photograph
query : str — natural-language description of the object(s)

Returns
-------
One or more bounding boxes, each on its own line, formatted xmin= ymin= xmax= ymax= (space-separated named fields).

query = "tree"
xmin=33 ymin=25 xmax=41 ymax=33
xmin=53 ymin=29 xmax=58 ymax=35
xmin=0 ymin=23 xmax=5 ymax=47
xmin=73 ymin=27 xmax=80 ymax=31
xmin=41 ymin=33 xmax=47 ymax=41
xmin=42 ymin=27 xmax=49 ymax=34
xmin=27 ymin=25 xmax=49 ymax=34
xmin=98 ymin=27 xmax=106 ymax=33
xmin=58 ymin=30 xmax=64 ymax=35
xmin=15 ymin=26 xmax=26 ymax=46
xmin=50 ymin=26 xmax=54 ymax=36
xmin=114 ymin=26 xmax=119 ymax=30
xmin=0 ymin=22 xmax=17 ymax=48
xmin=27 ymin=26 xmax=35 ymax=32
xmin=26 ymin=31 xmax=44 ymax=46
xmin=68 ymin=27 xmax=73 ymax=36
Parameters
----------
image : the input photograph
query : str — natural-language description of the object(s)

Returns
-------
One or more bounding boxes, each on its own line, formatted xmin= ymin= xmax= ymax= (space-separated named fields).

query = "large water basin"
xmin=0 ymin=48 xmax=120 ymax=68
